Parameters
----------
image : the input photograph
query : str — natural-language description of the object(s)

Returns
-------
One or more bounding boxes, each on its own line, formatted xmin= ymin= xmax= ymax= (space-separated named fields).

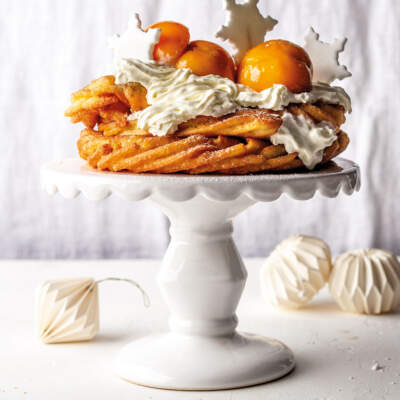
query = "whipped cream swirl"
xmin=117 ymin=59 xmax=241 ymax=135
xmin=271 ymin=113 xmax=337 ymax=169
xmin=115 ymin=58 xmax=351 ymax=137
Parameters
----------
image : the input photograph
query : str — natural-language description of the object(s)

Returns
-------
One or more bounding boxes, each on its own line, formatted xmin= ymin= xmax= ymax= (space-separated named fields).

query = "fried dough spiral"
xmin=66 ymin=75 xmax=349 ymax=174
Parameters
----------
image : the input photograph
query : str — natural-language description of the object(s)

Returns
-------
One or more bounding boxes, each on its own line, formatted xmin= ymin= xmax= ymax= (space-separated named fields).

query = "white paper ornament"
xmin=215 ymin=0 xmax=277 ymax=63
xmin=304 ymin=27 xmax=352 ymax=84
xmin=36 ymin=278 xmax=99 ymax=344
xmin=329 ymin=249 xmax=400 ymax=314
xmin=260 ymin=235 xmax=332 ymax=309
xmin=36 ymin=277 xmax=150 ymax=344
xmin=109 ymin=13 xmax=161 ymax=62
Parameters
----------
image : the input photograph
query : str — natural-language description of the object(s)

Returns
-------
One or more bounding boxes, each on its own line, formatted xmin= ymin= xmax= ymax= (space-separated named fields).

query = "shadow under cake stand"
xmin=41 ymin=157 xmax=360 ymax=391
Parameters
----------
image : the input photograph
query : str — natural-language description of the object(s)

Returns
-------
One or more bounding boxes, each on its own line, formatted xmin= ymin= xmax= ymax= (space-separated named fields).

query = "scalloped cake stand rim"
xmin=41 ymin=157 xmax=360 ymax=202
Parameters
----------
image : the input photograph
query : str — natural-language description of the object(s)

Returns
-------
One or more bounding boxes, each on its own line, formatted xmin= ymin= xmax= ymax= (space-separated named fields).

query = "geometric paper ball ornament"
xmin=260 ymin=235 xmax=332 ymax=309
xmin=36 ymin=277 xmax=150 ymax=344
xmin=329 ymin=249 xmax=400 ymax=314
xmin=36 ymin=278 xmax=99 ymax=344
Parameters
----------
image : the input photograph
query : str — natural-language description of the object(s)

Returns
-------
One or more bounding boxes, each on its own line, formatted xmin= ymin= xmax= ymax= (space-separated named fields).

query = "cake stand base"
xmin=41 ymin=158 xmax=360 ymax=391
xmin=114 ymin=332 xmax=294 ymax=390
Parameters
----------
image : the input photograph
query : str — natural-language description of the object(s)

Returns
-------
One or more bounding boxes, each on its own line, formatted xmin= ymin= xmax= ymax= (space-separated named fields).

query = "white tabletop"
xmin=1 ymin=259 xmax=399 ymax=400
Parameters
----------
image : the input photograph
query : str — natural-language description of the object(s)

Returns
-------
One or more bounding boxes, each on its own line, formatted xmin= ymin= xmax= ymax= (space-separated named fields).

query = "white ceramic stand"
xmin=41 ymin=158 xmax=360 ymax=390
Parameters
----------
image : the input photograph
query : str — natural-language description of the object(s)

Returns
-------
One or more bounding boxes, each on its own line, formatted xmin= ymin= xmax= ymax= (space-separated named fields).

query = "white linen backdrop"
xmin=1 ymin=0 xmax=398 ymax=258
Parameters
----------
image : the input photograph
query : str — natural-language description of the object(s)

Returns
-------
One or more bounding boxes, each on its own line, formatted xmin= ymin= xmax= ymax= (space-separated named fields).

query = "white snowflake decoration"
xmin=304 ymin=27 xmax=351 ymax=84
xmin=216 ymin=0 xmax=277 ymax=63
xmin=109 ymin=13 xmax=161 ymax=62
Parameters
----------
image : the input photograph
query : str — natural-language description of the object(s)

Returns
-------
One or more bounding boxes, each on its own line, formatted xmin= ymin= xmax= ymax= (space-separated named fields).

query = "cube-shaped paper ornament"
xmin=36 ymin=278 xmax=99 ymax=344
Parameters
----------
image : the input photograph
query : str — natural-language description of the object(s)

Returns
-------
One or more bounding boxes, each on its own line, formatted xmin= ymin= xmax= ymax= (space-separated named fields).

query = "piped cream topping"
xmin=270 ymin=113 xmax=337 ymax=169
xmin=118 ymin=59 xmax=241 ymax=136
xmin=116 ymin=58 xmax=351 ymax=137
xmin=114 ymin=58 xmax=350 ymax=168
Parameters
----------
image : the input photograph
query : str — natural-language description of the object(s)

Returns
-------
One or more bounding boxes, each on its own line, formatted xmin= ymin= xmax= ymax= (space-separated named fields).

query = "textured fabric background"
xmin=1 ymin=0 xmax=398 ymax=259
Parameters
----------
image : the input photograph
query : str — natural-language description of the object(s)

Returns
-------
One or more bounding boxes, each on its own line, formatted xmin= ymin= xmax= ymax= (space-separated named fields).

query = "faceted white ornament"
xmin=36 ymin=278 xmax=99 ymax=344
xmin=215 ymin=0 xmax=277 ymax=63
xmin=329 ymin=249 xmax=400 ymax=314
xmin=260 ymin=235 xmax=332 ymax=309
xmin=304 ymin=27 xmax=352 ymax=84
xmin=109 ymin=13 xmax=161 ymax=62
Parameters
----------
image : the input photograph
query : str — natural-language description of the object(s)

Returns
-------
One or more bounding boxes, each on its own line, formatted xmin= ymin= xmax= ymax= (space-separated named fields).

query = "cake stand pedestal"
xmin=41 ymin=158 xmax=360 ymax=391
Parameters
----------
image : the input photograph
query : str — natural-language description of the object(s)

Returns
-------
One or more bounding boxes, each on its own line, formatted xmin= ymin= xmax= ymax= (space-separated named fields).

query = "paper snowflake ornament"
xmin=109 ymin=13 xmax=161 ymax=62
xmin=260 ymin=235 xmax=332 ymax=309
xmin=329 ymin=249 xmax=400 ymax=314
xmin=36 ymin=278 xmax=99 ymax=344
xmin=304 ymin=27 xmax=352 ymax=84
xmin=216 ymin=0 xmax=277 ymax=63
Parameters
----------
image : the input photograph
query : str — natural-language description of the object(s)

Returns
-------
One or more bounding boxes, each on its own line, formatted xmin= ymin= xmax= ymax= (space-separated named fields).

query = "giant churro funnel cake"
xmin=65 ymin=0 xmax=352 ymax=174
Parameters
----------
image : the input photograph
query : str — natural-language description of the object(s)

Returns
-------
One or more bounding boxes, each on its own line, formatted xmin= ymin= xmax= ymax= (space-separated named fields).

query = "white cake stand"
xmin=41 ymin=157 xmax=360 ymax=391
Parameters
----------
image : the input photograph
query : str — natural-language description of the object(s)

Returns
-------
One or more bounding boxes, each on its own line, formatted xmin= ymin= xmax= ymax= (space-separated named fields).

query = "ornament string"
xmin=97 ymin=277 xmax=151 ymax=308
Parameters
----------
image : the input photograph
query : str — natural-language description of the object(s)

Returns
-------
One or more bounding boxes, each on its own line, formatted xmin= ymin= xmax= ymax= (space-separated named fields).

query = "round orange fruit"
xmin=175 ymin=40 xmax=236 ymax=80
xmin=147 ymin=21 xmax=190 ymax=66
xmin=237 ymin=39 xmax=313 ymax=93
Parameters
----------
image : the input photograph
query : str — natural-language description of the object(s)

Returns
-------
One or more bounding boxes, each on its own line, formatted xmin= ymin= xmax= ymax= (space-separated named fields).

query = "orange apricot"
xmin=147 ymin=21 xmax=190 ymax=66
xmin=237 ymin=39 xmax=313 ymax=93
xmin=175 ymin=40 xmax=236 ymax=80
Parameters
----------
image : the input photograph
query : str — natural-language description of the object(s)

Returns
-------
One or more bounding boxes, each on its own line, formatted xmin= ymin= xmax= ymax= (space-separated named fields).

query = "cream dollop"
xmin=271 ymin=112 xmax=338 ymax=169
xmin=237 ymin=82 xmax=351 ymax=113
xmin=115 ymin=58 xmax=351 ymax=137
xmin=117 ymin=59 xmax=241 ymax=136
